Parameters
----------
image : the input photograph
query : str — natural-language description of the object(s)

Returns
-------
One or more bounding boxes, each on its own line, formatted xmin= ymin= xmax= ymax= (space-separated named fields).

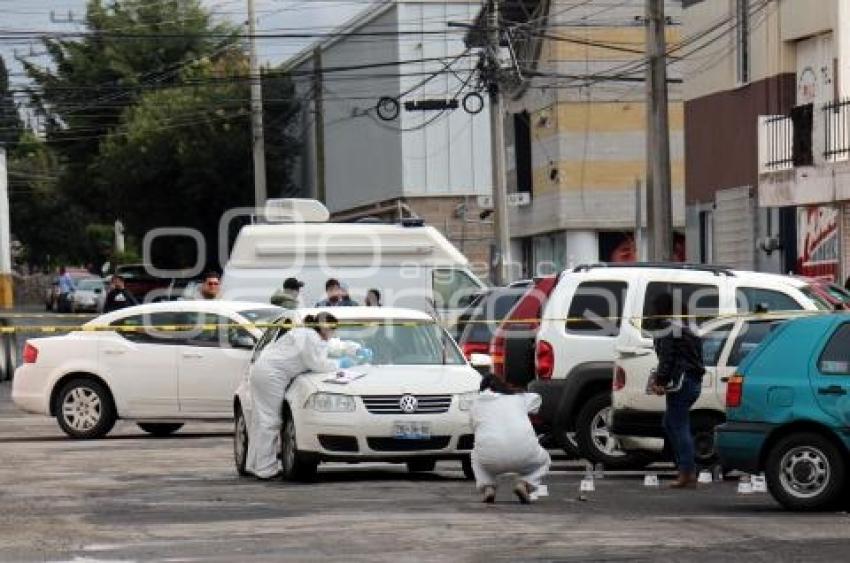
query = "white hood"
xmin=302 ymin=364 xmax=481 ymax=395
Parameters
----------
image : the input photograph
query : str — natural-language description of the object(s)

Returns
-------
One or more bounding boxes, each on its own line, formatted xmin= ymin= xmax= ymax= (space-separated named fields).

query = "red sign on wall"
xmin=797 ymin=206 xmax=839 ymax=281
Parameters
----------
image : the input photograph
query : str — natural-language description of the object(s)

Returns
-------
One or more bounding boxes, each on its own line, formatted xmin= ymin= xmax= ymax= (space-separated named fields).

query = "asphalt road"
xmin=1 ymin=383 xmax=850 ymax=562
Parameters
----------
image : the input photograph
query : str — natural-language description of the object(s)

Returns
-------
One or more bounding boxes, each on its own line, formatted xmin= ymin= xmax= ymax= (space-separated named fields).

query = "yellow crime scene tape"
xmin=0 ymin=308 xmax=831 ymax=334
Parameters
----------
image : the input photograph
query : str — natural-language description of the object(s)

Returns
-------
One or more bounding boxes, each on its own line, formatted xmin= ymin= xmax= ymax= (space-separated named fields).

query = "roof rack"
xmin=571 ymin=262 xmax=736 ymax=277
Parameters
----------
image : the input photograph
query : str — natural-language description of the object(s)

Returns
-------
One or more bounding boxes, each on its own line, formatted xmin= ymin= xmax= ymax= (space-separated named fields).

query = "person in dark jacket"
xmin=103 ymin=275 xmax=138 ymax=313
xmin=648 ymin=291 xmax=706 ymax=489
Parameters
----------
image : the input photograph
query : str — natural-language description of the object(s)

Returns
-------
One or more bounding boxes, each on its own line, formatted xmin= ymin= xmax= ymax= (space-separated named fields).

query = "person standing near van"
xmin=316 ymin=279 xmax=358 ymax=306
xmin=57 ymin=266 xmax=76 ymax=313
xmin=648 ymin=292 xmax=706 ymax=489
xmin=271 ymin=277 xmax=303 ymax=309
xmin=103 ymin=275 xmax=137 ymax=313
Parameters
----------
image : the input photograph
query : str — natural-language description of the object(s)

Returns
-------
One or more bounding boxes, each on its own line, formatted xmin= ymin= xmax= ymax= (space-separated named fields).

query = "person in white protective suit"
xmin=246 ymin=312 xmax=340 ymax=479
xmin=470 ymin=375 xmax=551 ymax=503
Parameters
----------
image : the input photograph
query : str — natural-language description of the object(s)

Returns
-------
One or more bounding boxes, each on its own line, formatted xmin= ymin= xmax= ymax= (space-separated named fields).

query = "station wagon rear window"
xmin=818 ymin=323 xmax=850 ymax=375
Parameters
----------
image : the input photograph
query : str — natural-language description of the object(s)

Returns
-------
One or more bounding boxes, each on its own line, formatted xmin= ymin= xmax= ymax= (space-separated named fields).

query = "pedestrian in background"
xmin=316 ymin=278 xmax=358 ymax=306
xmin=271 ymin=277 xmax=304 ymax=309
xmin=103 ymin=275 xmax=138 ymax=313
xmin=365 ymin=288 xmax=381 ymax=307
xmin=648 ymin=292 xmax=706 ymax=489
xmin=198 ymin=271 xmax=220 ymax=300
xmin=56 ymin=266 xmax=76 ymax=313
xmin=470 ymin=375 xmax=550 ymax=504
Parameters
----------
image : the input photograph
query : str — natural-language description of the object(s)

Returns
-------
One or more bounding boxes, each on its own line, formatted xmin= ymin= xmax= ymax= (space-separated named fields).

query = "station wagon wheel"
xmin=575 ymin=391 xmax=651 ymax=470
xmin=233 ymin=405 xmax=249 ymax=476
xmin=280 ymin=413 xmax=317 ymax=481
xmin=55 ymin=378 xmax=116 ymax=439
xmin=765 ymin=432 xmax=846 ymax=511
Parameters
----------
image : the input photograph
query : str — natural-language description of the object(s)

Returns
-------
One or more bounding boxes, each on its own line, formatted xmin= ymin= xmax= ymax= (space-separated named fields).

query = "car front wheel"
xmin=280 ymin=414 xmax=318 ymax=481
xmin=233 ymin=406 xmax=249 ymax=476
xmin=765 ymin=432 xmax=846 ymax=511
xmin=575 ymin=391 xmax=650 ymax=469
xmin=56 ymin=378 xmax=116 ymax=439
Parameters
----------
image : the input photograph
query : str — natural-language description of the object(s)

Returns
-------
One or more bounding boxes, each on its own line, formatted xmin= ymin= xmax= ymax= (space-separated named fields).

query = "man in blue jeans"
xmin=648 ymin=292 xmax=706 ymax=489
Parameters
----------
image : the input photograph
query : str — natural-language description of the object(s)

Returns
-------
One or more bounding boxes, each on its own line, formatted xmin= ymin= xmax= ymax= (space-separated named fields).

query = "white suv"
xmin=532 ymin=264 xmax=827 ymax=468
xmin=611 ymin=313 xmax=798 ymax=466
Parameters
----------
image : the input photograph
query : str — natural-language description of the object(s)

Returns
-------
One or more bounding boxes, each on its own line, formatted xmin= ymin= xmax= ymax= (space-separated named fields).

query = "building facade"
xmin=502 ymin=0 xmax=686 ymax=277
xmin=683 ymin=0 xmax=850 ymax=280
xmin=285 ymin=0 xmax=494 ymax=274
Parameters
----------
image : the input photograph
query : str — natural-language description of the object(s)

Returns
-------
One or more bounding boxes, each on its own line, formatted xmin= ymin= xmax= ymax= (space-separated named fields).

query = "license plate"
xmin=393 ymin=421 xmax=431 ymax=440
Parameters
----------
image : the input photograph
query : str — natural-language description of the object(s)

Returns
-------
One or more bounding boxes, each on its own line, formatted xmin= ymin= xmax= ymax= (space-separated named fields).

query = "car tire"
xmin=406 ymin=459 xmax=437 ymax=473
xmin=56 ymin=378 xmax=116 ymax=439
xmin=137 ymin=423 xmax=183 ymax=437
xmin=765 ymin=432 xmax=846 ymax=511
xmin=461 ymin=456 xmax=475 ymax=480
xmin=692 ymin=414 xmax=724 ymax=468
xmin=233 ymin=405 xmax=250 ymax=477
xmin=280 ymin=414 xmax=318 ymax=481
xmin=575 ymin=391 xmax=650 ymax=470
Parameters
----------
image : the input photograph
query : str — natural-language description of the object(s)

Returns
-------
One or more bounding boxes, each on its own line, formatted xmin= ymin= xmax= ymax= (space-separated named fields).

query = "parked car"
xmin=69 ymin=278 xmax=107 ymax=313
xmin=115 ymin=264 xmax=173 ymax=302
xmin=532 ymin=263 xmax=827 ymax=468
xmin=44 ymin=268 xmax=93 ymax=311
xmin=799 ymin=276 xmax=850 ymax=310
xmin=457 ymin=280 xmax=532 ymax=361
xmin=12 ymin=301 xmax=282 ymax=439
xmin=233 ymin=307 xmax=483 ymax=481
xmin=450 ymin=289 xmax=489 ymax=341
xmin=716 ymin=314 xmax=850 ymax=511
xmin=611 ymin=313 xmax=795 ymax=466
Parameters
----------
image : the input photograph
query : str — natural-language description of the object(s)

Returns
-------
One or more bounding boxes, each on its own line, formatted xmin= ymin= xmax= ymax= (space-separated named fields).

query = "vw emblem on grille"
xmin=399 ymin=394 xmax=418 ymax=414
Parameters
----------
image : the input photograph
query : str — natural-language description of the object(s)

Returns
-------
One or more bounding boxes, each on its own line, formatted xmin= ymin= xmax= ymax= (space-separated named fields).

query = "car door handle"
xmin=817 ymin=385 xmax=847 ymax=396
xmin=103 ymin=349 xmax=125 ymax=356
xmin=615 ymin=345 xmax=653 ymax=357
xmin=182 ymin=352 xmax=204 ymax=359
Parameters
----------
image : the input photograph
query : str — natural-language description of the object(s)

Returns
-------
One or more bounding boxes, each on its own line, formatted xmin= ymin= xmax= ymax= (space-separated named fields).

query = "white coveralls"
xmin=245 ymin=327 xmax=338 ymax=478
xmin=470 ymin=390 xmax=551 ymax=491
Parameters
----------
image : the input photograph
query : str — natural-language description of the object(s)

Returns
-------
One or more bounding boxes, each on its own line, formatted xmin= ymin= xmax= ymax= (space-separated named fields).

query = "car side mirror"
xmin=469 ymin=353 xmax=493 ymax=369
xmin=231 ymin=334 xmax=256 ymax=349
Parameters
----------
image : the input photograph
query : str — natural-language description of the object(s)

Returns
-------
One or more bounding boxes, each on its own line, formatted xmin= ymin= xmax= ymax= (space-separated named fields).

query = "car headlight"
xmin=306 ymin=393 xmax=356 ymax=412
xmin=457 ymin=392 xmax=477 ymax=411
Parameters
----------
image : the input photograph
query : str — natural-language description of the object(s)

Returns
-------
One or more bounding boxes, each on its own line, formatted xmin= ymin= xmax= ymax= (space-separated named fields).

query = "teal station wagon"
xmin=716 ymin=314 xmax=850 ymax=511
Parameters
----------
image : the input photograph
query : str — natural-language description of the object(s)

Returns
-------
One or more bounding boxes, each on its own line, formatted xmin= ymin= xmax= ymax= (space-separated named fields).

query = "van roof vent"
xmin=263 ymin=199 xmax=330 ymax=223
xmin=401 ymin=217 xmax=425 ymax=227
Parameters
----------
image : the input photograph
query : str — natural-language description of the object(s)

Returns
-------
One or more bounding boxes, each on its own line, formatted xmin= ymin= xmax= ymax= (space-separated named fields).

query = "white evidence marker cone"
xmin=697 ymin=470 xmax=712 ymax=484
xmin=580 ymin=477 xmax=595 ymax=493
xmin=751 ymin=473 xmax=767 ymax=493
xmin=643 ymin=474 xmax=660 ymax=487
xmin=737 ymin=475 xmax=754 ymax=494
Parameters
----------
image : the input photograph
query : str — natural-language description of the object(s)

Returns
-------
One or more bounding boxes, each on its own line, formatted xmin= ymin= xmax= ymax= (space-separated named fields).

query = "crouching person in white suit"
xmin=246 ymin=312 xmax=339 ymax=479
xmin=470 ymin=375 xmax=551 ymax=503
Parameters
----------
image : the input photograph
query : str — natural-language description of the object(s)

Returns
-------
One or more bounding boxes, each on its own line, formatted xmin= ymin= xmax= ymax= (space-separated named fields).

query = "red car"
xmin=796 ymin=276 xmax=850 ymax=309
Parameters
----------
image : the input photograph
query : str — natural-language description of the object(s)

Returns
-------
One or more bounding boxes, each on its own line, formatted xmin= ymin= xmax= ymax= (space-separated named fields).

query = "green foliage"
xmin=0 ymin=56 xmax=22 ymax=148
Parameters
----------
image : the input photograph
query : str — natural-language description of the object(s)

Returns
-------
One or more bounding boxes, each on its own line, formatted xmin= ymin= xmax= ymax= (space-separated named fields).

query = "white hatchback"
xmin=232 ymin=307 xmax=482 ymax=480
xmin=12 ymin=301 xmax=281 ymax=438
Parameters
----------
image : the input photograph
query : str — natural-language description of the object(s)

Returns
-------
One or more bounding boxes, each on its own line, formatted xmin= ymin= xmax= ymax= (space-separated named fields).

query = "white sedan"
xmin=233 ymin=307 xmax=484 ymax=480
xmin=12 ymin=300 xmax=281 ymax=438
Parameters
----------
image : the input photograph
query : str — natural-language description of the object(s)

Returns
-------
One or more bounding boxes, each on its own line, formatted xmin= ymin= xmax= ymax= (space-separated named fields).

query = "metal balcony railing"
xmin=824 ymin=98 xmax=850 ymax=162
xmin=759 ymin=115 xmax=793 ymax=172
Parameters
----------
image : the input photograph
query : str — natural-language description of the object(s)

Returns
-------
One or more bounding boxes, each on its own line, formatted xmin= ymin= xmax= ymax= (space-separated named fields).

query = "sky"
xmin=0 ymin=0 xmax=370 ymax=115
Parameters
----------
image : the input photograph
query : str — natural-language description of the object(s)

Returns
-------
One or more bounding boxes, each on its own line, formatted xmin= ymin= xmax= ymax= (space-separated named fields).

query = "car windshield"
xmin=238 ymin=308 xmax=282 ymax=327
xmin=77 ymin=279 xmax=103 ymax=291
xmin=334 ymin=321 xmax=465 ymax=366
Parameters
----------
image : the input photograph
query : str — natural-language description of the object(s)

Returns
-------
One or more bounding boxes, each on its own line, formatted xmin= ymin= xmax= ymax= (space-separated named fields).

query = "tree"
xmin=0 ymin=56 xmax=22 ymax=149
xmin=93 ymin=53 xmax=300 ymax=269
xmin=23 ymin=0 xmax=237 ymax=213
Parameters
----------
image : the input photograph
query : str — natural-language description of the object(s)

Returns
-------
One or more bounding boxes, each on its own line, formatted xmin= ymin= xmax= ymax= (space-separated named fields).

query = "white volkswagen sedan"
xmin=233 ymin=307 xmax=483 ymax=480
xmin=12 ymin=301 xmax=281 ymax=438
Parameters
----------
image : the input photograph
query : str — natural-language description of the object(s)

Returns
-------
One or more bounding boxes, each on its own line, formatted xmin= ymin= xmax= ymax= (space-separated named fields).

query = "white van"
xmin=220 ymin=199 xmax=487 ymax=320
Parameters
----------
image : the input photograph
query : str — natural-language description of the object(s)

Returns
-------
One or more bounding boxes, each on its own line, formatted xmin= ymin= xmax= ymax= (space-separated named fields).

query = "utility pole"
xmin=313 ymin=48 xmax=326 ymax=203
xmin=486 ymin=0 xmax=513 ymax=285
xmin=0 ymin=147 xmax=12 ymax=309
xmin=247 ymin=0 xmax=267 ymax=210
xmin=634 ymin=178 xmax=643 ymax=261
xmin=645 ymin=0 xmax=673 ymax=262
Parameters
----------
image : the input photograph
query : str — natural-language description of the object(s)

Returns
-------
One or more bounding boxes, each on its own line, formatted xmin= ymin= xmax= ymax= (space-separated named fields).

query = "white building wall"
xmin=398 ymin=1 xmax=492 ymax=198
xmin=319 ymin=7 xmax=404 ymax=213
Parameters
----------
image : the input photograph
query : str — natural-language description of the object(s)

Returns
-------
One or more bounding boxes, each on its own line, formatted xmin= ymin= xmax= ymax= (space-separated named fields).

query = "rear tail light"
xmin=461 ymin=341 xmax=489 ymax=360
xmin=23 ymin=342 xmax=38 ymax=364
xmin=726 ymin=374 xmax=744 ymax=408
xmin=535 ymin=340 xmax=554 ymax=380
xmin=489 ymin=330 xmax=506 ymax=378
xmin=613 ymin=365 xmax=626 ymax=391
